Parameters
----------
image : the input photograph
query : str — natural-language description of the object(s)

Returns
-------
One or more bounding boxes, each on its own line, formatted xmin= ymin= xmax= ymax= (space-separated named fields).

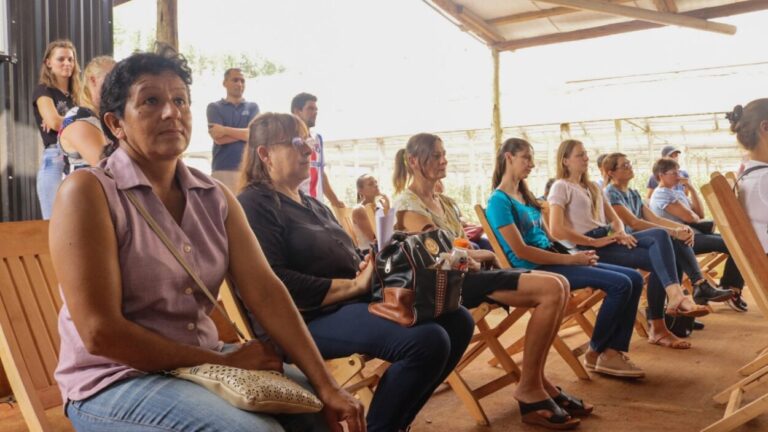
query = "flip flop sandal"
xmin=553 ymin=386 xmax=594 ymax=417
xmin=665 ymin=297 xmax=709 ymax=318
xmin=648 ymin=334 xmax=691 ymax=350
xmin=518 ymin=397 xmax=581 ymax=430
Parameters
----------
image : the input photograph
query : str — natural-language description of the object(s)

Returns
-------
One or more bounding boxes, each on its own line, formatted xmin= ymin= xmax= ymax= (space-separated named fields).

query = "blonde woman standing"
xmin=58 ymin=56 xmax=116 ymax=172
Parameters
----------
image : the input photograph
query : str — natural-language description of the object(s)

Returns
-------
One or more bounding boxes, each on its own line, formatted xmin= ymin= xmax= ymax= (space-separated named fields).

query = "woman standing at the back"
xmin=33 ymin=39 xmax=81 ymax=219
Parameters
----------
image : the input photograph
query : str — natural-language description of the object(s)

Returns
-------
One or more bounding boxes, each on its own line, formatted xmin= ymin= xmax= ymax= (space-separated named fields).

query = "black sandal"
xmin=553 ymin=386 xmax=594 ymax=417
xmin=517 ymin=397 xmax=580 ymax=430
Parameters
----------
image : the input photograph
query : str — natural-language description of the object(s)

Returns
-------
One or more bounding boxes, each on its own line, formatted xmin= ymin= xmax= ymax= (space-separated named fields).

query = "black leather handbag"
xmin=664 ymin=314 xmax=694 ymax=338
xmin=369 ymin=229 xmax=465 ymax=327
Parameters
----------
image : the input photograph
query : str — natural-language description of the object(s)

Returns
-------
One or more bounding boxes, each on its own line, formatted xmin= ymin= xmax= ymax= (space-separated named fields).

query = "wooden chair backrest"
xmin=701 ymin=173 xmax=768 ymax=318
xmin=0 ymin=220 xmax=62 ymax=430
xmin=332 ymin=206 xmax=359 ymax=247
xmin=474 ymin=205 xmax=511 ymax=269
xmin=724 ymin=171 xmax=738 ymax=189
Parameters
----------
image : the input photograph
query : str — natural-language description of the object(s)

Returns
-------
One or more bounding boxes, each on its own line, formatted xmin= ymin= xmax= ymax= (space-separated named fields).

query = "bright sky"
xmin=114 ymin=0 xmax=768 ymax=154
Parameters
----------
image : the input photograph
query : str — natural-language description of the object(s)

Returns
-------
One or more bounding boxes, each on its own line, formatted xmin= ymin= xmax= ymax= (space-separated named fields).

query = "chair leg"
xmin=701 ymin=392 xmax=768 ymax=432
xmin=446 ymin=371 xmax=490 ymax=426
xmin=551 ymin=335 xmax=590 ymax=380
xmin=714 ymin=365 xmax=768 ymax=404
xmin=739 ymin=349 xmax=768 ymax=377
xmin=634 ymin=310 xmax=649 ymax=338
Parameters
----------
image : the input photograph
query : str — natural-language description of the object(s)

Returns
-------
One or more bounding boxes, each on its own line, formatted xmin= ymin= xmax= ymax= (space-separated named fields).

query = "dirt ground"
xmin=3 ymin=293 xmax=768 ymax=432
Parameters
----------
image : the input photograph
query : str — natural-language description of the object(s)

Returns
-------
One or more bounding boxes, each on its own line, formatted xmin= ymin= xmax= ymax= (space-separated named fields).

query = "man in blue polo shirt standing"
xmin=206 ymin=68 xmax=259 ymax=191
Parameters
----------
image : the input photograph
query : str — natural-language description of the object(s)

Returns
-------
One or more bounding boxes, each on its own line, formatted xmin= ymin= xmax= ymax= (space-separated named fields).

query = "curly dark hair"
xmin=99 ymin=45 xmax=193 ymax=144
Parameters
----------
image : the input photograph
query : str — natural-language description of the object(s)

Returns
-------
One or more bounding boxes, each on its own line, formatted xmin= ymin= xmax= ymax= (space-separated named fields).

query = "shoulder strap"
xmin=114 ymin=177 xmax=247 ymax=343
xmin=733 ymin=165 xmax=768 ymax=192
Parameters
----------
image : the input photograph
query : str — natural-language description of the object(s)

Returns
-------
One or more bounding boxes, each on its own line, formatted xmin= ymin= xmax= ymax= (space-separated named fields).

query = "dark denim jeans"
xmin=692 ymin=233 xmax=745 ymax=289
xmin=672 ymin=238 xmax=704 ymax=283
xmin=583 ymin=228 xmax=679 ymax=320
xmin=307 ymin=303 xmax=474 ymax=432
xmin=539 ymin=263 xmax=643 ymax=352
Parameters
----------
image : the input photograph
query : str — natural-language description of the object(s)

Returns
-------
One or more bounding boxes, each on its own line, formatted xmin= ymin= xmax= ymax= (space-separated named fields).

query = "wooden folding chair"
xmin=331 ymin=206 xmax=359 ymax=247
xmin=699 ymin=172 xmax=768 ymax=432
xmin=474 ymin=206 xmax=605 ymax=378
xmin=0 ymin=220 xmax=69 ymax=432
xmin=218 ymin=280 xmax=378 ymax=411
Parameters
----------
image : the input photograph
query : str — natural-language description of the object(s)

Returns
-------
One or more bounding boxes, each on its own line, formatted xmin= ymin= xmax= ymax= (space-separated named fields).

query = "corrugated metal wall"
xmin=0 ymin=0 xmax=113 ymax=221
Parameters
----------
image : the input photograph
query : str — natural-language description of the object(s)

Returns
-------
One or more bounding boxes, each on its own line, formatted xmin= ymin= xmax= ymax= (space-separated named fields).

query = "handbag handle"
xmin=122 ymin=188 xmax=248 ymax=343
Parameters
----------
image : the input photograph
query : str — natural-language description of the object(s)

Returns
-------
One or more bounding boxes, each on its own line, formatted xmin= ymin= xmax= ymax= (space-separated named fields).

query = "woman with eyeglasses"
xmin=237 ymin=114 xmax=474 ymax=432
xmin=603 ymin=153 xmax=733 ymax=307
xmin=486 ymin=139 xmax=645 ymax=380
xmin=649 ymin=157 xmax=746 ymax=312
xmin=548 ymin=140 xmax=708 ymax=350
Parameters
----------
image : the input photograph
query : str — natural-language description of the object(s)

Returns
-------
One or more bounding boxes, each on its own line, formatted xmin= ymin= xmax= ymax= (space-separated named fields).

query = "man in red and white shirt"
xmin=291 ymin=92 xmax=344 ymax=208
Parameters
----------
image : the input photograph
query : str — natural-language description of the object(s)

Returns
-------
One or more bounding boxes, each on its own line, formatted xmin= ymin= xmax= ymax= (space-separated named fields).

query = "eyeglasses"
xmin=662 ymin=170 xmax=680 ymax=176
xmin=618 ymin=162 xmax=633 ymax=170
xmin=274 ymin=136 xmax=317 ymax=151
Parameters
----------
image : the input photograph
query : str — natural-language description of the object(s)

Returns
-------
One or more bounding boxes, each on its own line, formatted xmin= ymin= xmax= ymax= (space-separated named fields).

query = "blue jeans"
xmin=307 ymin=302 xmax=474 ymax=432
xmin=65 ymin=363 xmax=326 ymax=432
xmin=583 ymin=228 xmax=679 ymax=321
xmin=672 ymin=239 xmax=704 ymax=283
xmin=539 ymin=263 xmax=643 ymax=352
xmin=692 ymin=233 xmax=744 ymax=289
xmin=36 ymin=146 xmax=65 ymax=219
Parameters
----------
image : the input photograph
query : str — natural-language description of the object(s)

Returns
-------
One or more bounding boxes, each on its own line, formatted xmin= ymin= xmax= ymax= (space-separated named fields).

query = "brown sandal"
xmin=648 ymin=333 xmax=691 ymax=349
xmin=665 ymin=297 xmax=709 ymax=318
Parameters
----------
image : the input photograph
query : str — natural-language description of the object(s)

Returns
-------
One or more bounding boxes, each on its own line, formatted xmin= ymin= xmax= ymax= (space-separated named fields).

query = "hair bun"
xmin=726 ymin=105 xmax=743 ymax=132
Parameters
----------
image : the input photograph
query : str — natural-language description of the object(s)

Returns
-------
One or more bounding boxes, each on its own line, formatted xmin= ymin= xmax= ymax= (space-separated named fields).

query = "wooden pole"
xmin=492 ymin=48 xmax=502 ymax=153
xmin=156 ymin=0 xmax=179 ymax=50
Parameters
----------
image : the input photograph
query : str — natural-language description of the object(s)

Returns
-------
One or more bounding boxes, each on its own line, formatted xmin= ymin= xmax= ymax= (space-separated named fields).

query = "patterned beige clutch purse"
xmin=171 ymin=364 xmax=323 ymax=414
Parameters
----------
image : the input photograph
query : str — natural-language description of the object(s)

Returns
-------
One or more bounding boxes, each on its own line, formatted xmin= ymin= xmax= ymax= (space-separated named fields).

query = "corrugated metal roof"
xmin=425 ymin=0 xmax=768 ymax=50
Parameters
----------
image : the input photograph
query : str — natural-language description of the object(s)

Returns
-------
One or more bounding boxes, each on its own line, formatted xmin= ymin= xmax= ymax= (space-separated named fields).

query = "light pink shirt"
xmin=547 ymin=179 xmax=607 ymax=234
xmin=55 ymin=148 xmax=229 ymax=402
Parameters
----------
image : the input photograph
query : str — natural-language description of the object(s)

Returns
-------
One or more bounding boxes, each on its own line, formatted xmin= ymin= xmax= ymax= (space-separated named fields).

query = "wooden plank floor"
xmin=2 ymin=292 xmax=768 ymax=431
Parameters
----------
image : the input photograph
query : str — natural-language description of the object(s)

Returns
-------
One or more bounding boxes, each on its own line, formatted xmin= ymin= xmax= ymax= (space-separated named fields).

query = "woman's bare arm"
xmin=548 ymin=204 xmax=614 ymax=247
xmin=50 ymin=172 xmax=231 ymax=372
xmin=60 ymin=121 xmax=107 ymax=166
xmin=663 ymin=201 xmax=700 ymax=223
xmin=36 ymin=96 xmax=65 ymax=131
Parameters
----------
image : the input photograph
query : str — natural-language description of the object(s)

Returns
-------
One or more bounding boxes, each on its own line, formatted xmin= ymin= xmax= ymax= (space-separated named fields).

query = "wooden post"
xmin=157 ymin=0 xmax=179 ymax=50
xmin=492 ymin=48 xmax=502 ymax=153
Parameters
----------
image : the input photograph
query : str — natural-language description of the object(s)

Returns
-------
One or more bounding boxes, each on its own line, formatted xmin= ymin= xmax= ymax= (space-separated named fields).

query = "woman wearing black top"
xmin=33 ymin=39 xmax=81 ymax=219
xmin=237 ymin=113 xmax=474 ymax=432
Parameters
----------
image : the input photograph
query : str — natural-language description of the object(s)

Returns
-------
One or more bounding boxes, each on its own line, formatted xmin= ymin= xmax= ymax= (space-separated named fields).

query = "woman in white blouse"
xmin=729 ymin=99 xmax=768 ymax=255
